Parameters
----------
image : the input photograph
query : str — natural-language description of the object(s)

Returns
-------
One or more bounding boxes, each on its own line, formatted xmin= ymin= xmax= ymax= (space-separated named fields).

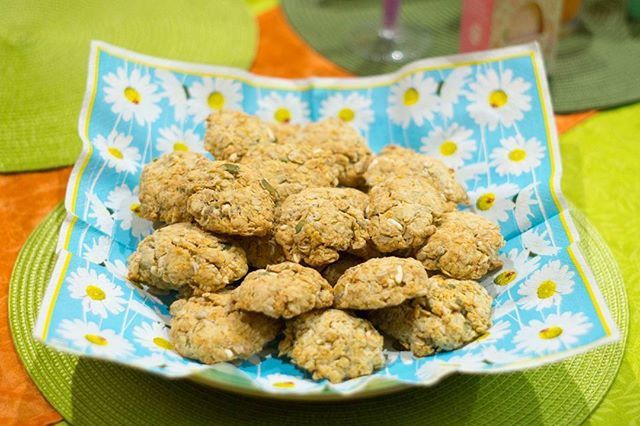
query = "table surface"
xmin=0 ymin=5 xmax=637 ymax=426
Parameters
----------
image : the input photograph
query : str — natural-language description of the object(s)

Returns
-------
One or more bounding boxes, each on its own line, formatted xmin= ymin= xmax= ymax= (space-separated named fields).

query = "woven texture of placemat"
xmin=9 ymin=203 xmax=627 ymax=425
xmin=0 ymin=0 xmax=257 ymax=173
xmin=282 ymin=0 xmax=640 ymax=113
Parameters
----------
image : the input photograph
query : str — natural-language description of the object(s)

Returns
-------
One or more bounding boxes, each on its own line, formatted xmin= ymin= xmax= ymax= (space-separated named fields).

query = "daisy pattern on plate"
xmin=469 ymin=183 xmax=518 ymax=223
xmin=517 ymin=260 xmax=575 ymax=310
xmin=131 ymin=353 xmax=205 ymax=377
xmin=456 ymin=162 xmax=485 ymax=189
xmin=105 ymin=183 xmax=153 ymax=238
xmin=67 ymin=267 xmax=126 ymax=318
xmin=103 ymin=67 xmax=161 ymax=125
xmin=442 ymin=352 xmax=488 ymax=371
xmin=383 ymin=350 xmax=415 ymax=365
xmin=387 ymin=73 xmax=439 ymax=128
xmin=319 ymin=92 xmax=374 ymax=134
xmin=256 ymin=374 xmax=323 ymax=392
xmin=82 ymin=235 xmax=111 ymax=265
xmin=490 ymin=134 xmax=544 ymax=176
xmin=87 ymin=193 xmax=114 ymax=235
xmin=488 ymin=248 xmax=540 ymax=296
xmin=420 ymin=123 xmax=477 ymax=168
xmin=93 ymin=130 xmax=140 ymax=174
xmin=467 ymin=320 xmax=511 ymax=348
xmin=105 ymin=259 xmax=128 ymax=281
xmin=156 ymin=125 xmax=205 ymax=155
xmin=514 ymin=311 xmax=592 ymax=355
xmin=522 ymin=228 xmax=559 ymax=256
xmin=187 ymin=77 xmax=243 ymax=123
xmin=439 ymin=67 xmax=471 ymax=119
xmin=130 ymin=299 xmax=171 ymax=324
xmin=481 ymin=346 xmax=519 ymax=365
xmin=514 ymin=184 xmax=538 ymax=231
xmin=57 ymin=319 xmax=134 ymax=358
xmin=493 ymin=299 xmax=517 ymax=319
xmin=155 ymin=69 xmax=188 ymax=121
xmin=257 ymin=92 xmax=310 ymax=125
xmin=466 ymin=68 xmax=531 ymax=130
xmin=133 ymin=321 xmax=177 ymax=355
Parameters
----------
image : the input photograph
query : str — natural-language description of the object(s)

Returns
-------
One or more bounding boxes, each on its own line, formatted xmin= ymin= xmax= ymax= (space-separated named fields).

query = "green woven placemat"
xmin=0 ymin=0 xmax=257 ymax=173
xmin=282 ymin=0 xmax=640 ymax=113
xmin=9 ymin=204 xmax=626 ymax=425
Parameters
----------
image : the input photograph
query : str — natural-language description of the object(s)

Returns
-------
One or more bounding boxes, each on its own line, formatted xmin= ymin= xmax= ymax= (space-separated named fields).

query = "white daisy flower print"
xmin=493 ymin=299 xmax=517 ymax=318
xmin=87 ymin=193 xmax=114 ymax=235
xmin=387 ymin=73 xmax=439 ymax=128
xmin=468 ymin=320 xmax=511 ymax=348
xmin=256 ymin=374 xmax=323 ymax=392
xmin=131 ymin=354 xmax=205 ymax=377
xmin=67 ymin=267 xmax=126 ymax=318
xmin=187 ymin=77 xmax=243 ymax=123
xmin=384 ymin=350 xmax=415 ymax=365
xmin=82 ymin=235 xmax=111 ymax=265
xmin=257 ymin=92 xmax=310 ymax=125
xmin=481 ymin=346 xmax=519 ymax=365
xmin=156 ymin=125 xmax=204 ymax=155
xmin=514 ymin=312 xmax=592 ymax=355
xmin=133 ymin=321 xmax=176 ymax=355
xmin=469 ymin=183 xmax=518 ymax=223
xmin=488 ymin=248 xmax=540 ymax=296
xmin=466 ymin=68 xmax=531 ymax=130
xmin=416 ymin=361 xmax=456 ymax=381
xmin=490 ymin=134 xmax=545 ymax=176
xmin=155 ymin=69 xmax=188 ymax=121
xmin=103 ymin=67 xmax=161 ymax=125
xmin=442 ymin=352 xmax=487 ymax=371
xmin=517 ymin=260 xmax=575 ymax=310
xmin=522 ymin=228 xmax=559 ymax=256
xmin=129 ymin=299 xmax=171 ymax=324
xmin=105 ymin=184 xmax=153 ymax=238
xmin=93 ymin=130 xmax=141 ymax=174
xmin=456 ymin=162 xmax=485 ymax=189
xmin=420 ymin=123 xmax=477 ymax=168
xmin=105 ymin=259 xmax=128 ymax=281
xmin=514 ymin=184 xmax=538 ymax=230
xmin=319 ymin=92 xmax=374 ymax=133
xmin=439 ymin=67 xmax=471 ymax=119
xmin=57 ymin=319 xmax=134 ymax=358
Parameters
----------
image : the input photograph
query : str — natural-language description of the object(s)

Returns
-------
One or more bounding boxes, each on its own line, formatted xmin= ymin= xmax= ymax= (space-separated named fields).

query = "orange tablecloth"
xmin=0 ymin=6 xmax=597 ymax=425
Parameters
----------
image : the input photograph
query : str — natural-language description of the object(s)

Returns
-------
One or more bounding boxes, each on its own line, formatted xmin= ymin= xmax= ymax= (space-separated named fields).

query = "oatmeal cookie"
xmin=279 ymin=309 xmax=384 ymax=383
xmin=275 ymin=187 xmax=369 ymax=266
xmin=367 ymin=176 xmax=455 ymax=253
xmin=240 ymin=143 xmax=339 ymax=202
xmin=138 ymin=151 xmax=211 ymax=224
xmin=237 ymin=232 xmax=287 ymax=269
xmin=364 ymin=145 xmax=468 ymax=205
xmin=333 ymin=257 xmax=430 ymax=309
xmin=368 ymin=275 xmax=492 ymax=356
xmin=127 ymin=223 xmax=248 ymax=293
xmin=170 ymin=291 xmax=280 ymax=364
xmin=320 ymin=254 xmax=362 ymax=286
xmin=234 ymin=262 xmax=333 ymax=318
xmin=205 ymin=110 xmax=277 ymax=162
xmin=415 ymin=211 xmax=504 ymax=280
xmin=186 ymin=161 xmax=275 ymax=236
xmin=296 ymin=118 xmax=372 ymax=187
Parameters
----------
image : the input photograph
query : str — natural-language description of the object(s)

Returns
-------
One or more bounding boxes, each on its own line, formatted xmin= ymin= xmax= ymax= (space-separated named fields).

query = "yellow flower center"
xmin=207 ymin=91 xmax=225 ymax=110
xmin=439 ymin=140 xmax=458 ymax=156
xmin=494 ymin=270 xmax=517 ymax=286
xmin=403 ymin=88 xmax=420 ymax=106
xmin=130 ymin=202 xmax=141 ymax=215
xmin=108 ymin=147 xmax=124 ymax=160
xmin=272 ymin=381 xmax=295 ymax=388
xmin=489 ymin=89 xmax=508 ymax=108
xmin=539 ymin=326 xmax=563 ymax=340
xmin=536 ymin=280 xmax=557 ymax=299
xmin=85 ymin=285 xmax=106 ymax=301
xmin=338 ymin=108 xmax=355 ymax=122
xmin=124 ymin=87 xmax=141 ymax=105
xmin=173 ymin=142 xmax=189 ymax=152
xmin=85 ymin=334 xmax=108 ymax=346
xmin=153 ymin=336 xmax=173 ymax=350
xmin=475 ymin=193 xmax=496 ymax=211
xmin=476 ymin=332 xmax=490 ymax=342
xmin=274 ymin=108 xmax=291 ymax=123
xmin=508 ymin=148 xmax=527 ymax=162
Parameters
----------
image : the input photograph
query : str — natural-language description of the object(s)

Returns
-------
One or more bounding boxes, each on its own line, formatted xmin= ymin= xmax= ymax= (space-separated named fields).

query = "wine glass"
xmin=348 ymin=0 xmax=430 ymax=64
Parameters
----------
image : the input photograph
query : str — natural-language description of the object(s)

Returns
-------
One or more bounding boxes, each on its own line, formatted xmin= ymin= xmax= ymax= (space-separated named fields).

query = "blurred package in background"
xmin=460 ymin=0 xmax=562 ymax=69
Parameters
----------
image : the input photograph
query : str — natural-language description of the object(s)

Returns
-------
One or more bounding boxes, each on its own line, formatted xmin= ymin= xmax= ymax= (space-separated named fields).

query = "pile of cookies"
xmin=127 ymin=110 xmax=505 ymax=383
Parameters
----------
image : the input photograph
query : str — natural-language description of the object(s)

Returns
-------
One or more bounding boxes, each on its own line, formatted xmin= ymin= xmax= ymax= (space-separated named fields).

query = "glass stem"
xmin=380 ymin=0 xmax=401 ymax=40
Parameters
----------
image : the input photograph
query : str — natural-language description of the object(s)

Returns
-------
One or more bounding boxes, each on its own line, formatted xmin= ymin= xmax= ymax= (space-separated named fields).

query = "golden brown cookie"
xmin=127 ymin=223 xmax=247 ymax=293
xmin=368 ymin=275 xmax=492 ymax=356
xmin=320 ymin=254 xmax=363 ymax=286
xmin=205 ymin=110 xmax=277 ymax=162
xmin=279 ymin=309 xmax=384 ymax=383
xmin=415 ymin=211 xmax=504 ymax=280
